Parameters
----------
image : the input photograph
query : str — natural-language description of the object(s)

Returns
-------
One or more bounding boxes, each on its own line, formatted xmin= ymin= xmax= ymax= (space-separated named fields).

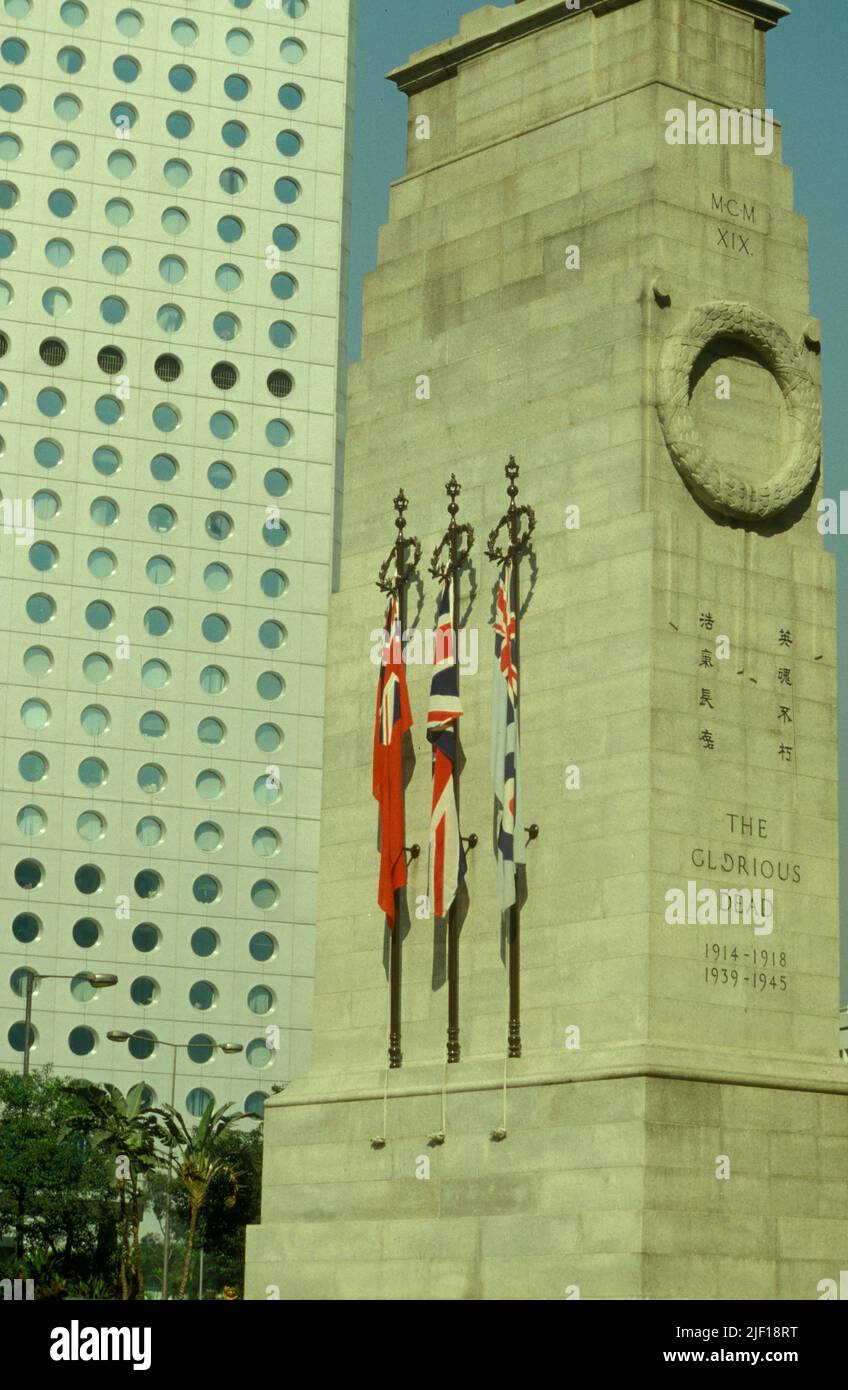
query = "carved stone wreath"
xmin=656 ymin=301 xmax=821 ymax=519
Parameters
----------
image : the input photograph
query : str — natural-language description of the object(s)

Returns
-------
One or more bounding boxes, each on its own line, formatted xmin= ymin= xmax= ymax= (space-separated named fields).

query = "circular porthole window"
xmin=74 ymin=863 xmax=103 ymax=894
xmin=166 ymin=110 xmax=193 ymax=140
xmin=25 ymin=594 xmax=54 ymax=623
xmin=144 ymin=607 xmax=172 ymax=637
xmin=13 ymin=912 xmax=41 ymax=943
xmin=80 ymin=704 xmax=109 ymax=736
xmin=128 ymin=1030 xmax=156 ymax=1060
xmin=247 ymin=984 xmax=275 ymax=1014
xmin=252 ymin=826 xmax=280 ymax=857
xmin=21 ymin=699 xmax=50 ymax=730
xmin=60 ymin=2 xmax=88 ymax=27
xmin=191 ymin=929 xmax=218 ymax=958
xmin=151 ymin=453 xmax=177 ymax=482
xmin=141 ymin=659 xmax=170 ymax=689
xmin=276 ymin=130 xmax=302 ymax=158
xmin=251 ymin=879 xmax=279 ymax=909
xmin=207 ymin=462 xmax=233 ymax=491
xmin=93 ymin=446 xmax=121 ymax=476
xmin=257 ymin=671 xmax=285 ymax=701
xmin=171 ymin=19 xmax=198 ymax=46
xmin=280 ymin=38 xmax=306 ymax=64
xmin=278 ymin=83 xmax=304 ymax=110
xmin=77 ymin=812 xmax=105 ymax=843
xmin=107 ymin=150 xmax=135 ymax=180
xmin=226 ymin=28 xmax=252 ymax=56
xmin=199 ymin=665 xmax=227 ymax=694
xmin=136 ymin=816 xmax=163 ymax=846
xmin=193 ymin=875 xmax=220 ymax=905
xmin=57 ymin=47 xmax=83 ymax=74
xmin=211 ymin=362 xmax=237 ymax=390
xmin=196 ymin=769 xmax=223 ymax=800
xmin=258 ymin=567 xmax=284 ymax=600
xmin=267 ymin=370 xmax=294 ymax=398
xmin=83 ymin=653 xmax=112 ymax=683
xmin=113 ymin=55 xmax=140 ymax=83
xmin=72 ymin=916 xmax=101 ymax=946
xmin=213 ymin=313 xmax=240 ymax=342
xmin=133 ymin=922 xmax=160 ymax=952
xmin=157 ymin=304 xmax=183 ymax=333
xmin=134 ymin=869 xmax=162 ymax=899
xmin=249 ymin=932 xmax=276 ymax=962
xmin=269 ymin=320 xmax=296 ymax=350
xmin=163 ymin=159 xmax=191 ymax=187
xmin=69 ymin=1026 xmax=96 ymax=1056
xmin=194 ymin=822 xmax=222 ymax=852
xmin=188 ymin=1034 xmax=215 ymax=1064
xmin=203 ymin=563 xmax=231 ymax=591
xmin=169 ymin=65 xmax=194 ymax=93
xmin=220 ymin=166 xmax=245 ymax=195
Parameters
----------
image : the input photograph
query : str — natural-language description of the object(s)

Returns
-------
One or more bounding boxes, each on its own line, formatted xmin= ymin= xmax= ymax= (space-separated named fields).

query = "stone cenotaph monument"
xmin=246 ymin=0 xmax=847 ymax=1300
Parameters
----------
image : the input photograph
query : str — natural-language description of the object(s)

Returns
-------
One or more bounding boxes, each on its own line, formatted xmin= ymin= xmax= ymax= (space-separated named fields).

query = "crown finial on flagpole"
xmin=378 ymin=490 xmax=421 ymax=594
xmin=429 ymin=474 xmax=475 ymax=580
xmin=486 ymin=456 xmax=536 ymax=563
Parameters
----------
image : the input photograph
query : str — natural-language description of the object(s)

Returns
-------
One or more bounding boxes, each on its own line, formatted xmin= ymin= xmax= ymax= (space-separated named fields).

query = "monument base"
xmin=245 ymin=1050 xmax=848 ymax=1300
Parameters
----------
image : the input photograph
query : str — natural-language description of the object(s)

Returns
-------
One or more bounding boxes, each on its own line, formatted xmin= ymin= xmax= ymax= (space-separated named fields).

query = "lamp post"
xmin=21 ymin=971 xmax=119 ymax=1078
xmin=107 ymin=1031 xmax=243 ymax=1300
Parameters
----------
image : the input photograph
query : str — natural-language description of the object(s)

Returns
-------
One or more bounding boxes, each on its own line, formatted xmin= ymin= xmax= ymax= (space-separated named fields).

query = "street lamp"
xmin=22 ymin=972 xmax=119 ymax=1078
xmin=107 ymin=1031 xmax=243 ymax=1300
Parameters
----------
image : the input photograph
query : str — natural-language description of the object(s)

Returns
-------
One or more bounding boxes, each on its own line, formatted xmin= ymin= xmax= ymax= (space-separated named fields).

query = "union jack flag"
xmin=427 ymin=580 xmax=466 ymax=919
xmin=372 ymin=593 xmax=412 ymax=926
xmin=490 ymin=561 xmax=524 ymax=911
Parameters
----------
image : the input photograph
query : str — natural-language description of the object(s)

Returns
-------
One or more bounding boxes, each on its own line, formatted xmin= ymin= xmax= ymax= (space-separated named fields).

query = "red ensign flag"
xmin=372 ymin=594 xmax=413 ymax=925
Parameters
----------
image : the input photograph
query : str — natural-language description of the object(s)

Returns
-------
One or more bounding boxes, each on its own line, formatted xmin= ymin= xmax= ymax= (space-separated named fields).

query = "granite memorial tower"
xmin=246 ymin=0 xmax=847 ymax=1300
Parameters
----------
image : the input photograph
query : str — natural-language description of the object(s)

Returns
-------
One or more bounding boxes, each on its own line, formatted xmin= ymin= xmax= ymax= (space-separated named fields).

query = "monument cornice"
xmin=389 ymin=0 xmax=791 ymax=96
xmin=265 ymin=1055 xmax=848 ymax=1112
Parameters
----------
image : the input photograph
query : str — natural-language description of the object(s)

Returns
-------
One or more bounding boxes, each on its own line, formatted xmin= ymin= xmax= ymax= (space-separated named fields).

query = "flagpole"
xmin=487 ymin=457 xmax=536 ymax=1060
xmin=429 ymin=476 xmax=475 ymax=1064
xmin=378 ymin=491 xmax=421 ymax=1069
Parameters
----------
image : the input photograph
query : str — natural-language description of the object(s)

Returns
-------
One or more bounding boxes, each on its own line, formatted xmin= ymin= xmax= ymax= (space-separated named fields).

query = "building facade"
xmin=0 ymin=0 xmax=354 ymax=1117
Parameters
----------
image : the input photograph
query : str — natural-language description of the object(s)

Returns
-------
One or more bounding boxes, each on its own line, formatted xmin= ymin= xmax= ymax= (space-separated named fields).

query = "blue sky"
xmin=346 ymin=0 xmax=848 ymax=1005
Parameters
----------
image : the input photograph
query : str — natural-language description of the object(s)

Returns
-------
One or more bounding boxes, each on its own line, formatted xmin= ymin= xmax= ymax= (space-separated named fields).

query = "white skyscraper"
xmin=0 ymin=0 xmax=355 ymax=1118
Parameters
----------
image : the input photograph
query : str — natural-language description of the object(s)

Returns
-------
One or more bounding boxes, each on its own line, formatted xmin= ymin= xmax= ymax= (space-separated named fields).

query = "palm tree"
xmin=150 ymin=1098 xmax=257 ymax=1299
xmin=64 ymin=1081 xmax=158 ymax=1300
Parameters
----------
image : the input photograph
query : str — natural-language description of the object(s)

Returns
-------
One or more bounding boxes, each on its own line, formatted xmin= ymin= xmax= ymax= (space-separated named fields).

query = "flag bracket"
xmin=461 ymin=833 xmax=479 ymax=850
xmin=404 ymin=843 xmax=420 ymax=862
xmin=525 ymin=824 xmax=540 ymax=843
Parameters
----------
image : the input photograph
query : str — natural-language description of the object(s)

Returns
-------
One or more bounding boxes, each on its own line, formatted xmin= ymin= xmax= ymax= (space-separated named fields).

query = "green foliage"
xmin=0 ymin=1069 xmax=262 ymax=1301
xmin=196 ymin=1127 xmax=263 ymax=1296
xmin=64 ymin=1079 xmax=159 ymax=1300
xmin=0 ymin=1067 xmax=116 ymax=1286
xmin=146 ymin=1128 xmax=263 ymax=1296
xmin=149 ymin=1098 xmax=260 ymax=1298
